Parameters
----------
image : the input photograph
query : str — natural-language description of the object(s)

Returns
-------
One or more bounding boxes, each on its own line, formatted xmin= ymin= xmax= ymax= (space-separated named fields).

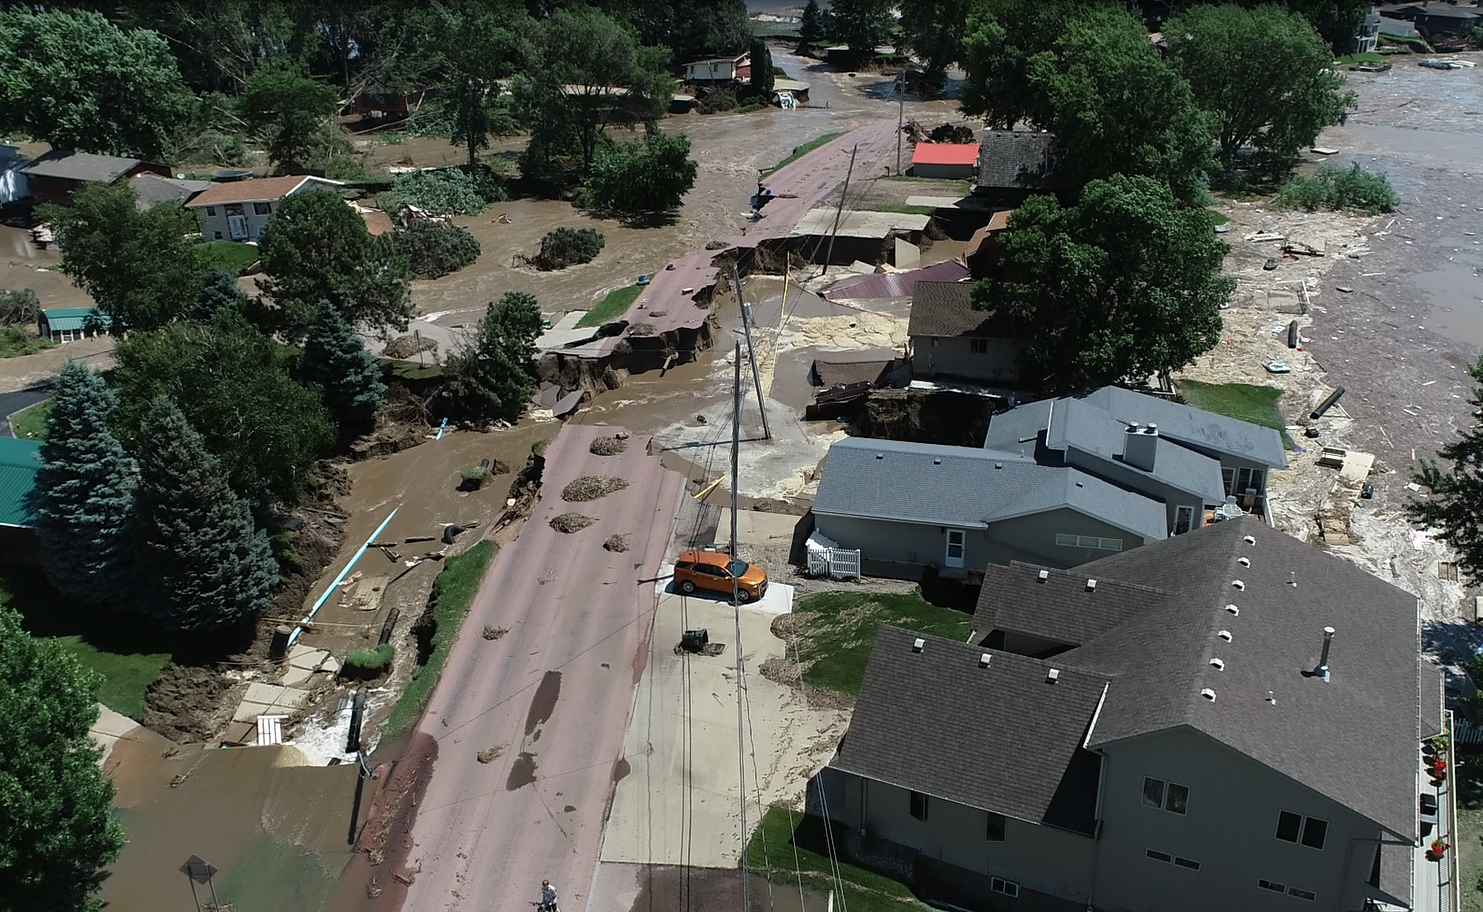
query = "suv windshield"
xmin=726 ymin=559 xmax=750 ymax=578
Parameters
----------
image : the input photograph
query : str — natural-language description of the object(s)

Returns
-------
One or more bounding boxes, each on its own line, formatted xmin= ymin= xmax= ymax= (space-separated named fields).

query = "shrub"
xmin=703 ymin=86 xmax=739 ymax=113
xmin=381 ymin=167 xmax=501 ymax=217
xmin=1276 ymin=163 xmax=1397 ymax=215
xmin=390 ymin=220 xmax=482 ymax=279
xmin=531 ymin=227 xmax=604 ymax=271
xmin=343 ymin=642 xmax=394 ymax=678
xmin=0 ymin=287 xmax=41 ymax=325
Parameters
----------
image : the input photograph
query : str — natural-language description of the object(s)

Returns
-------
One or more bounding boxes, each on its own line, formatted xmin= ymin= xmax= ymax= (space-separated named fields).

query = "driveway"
xmin=0 ymin=386 xmax=48 ymax=437
xmin=396 ymin=424 xmax=685 ymax=912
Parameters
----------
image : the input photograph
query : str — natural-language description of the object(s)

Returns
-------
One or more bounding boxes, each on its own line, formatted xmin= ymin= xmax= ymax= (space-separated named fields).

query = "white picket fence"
xmin=806 ymin=530 xmax=861 ymax=580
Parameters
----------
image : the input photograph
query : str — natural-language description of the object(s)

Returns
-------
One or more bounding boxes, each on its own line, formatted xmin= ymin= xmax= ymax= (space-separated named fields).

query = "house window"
xmin=1275 ymin=811 xmax=1327 ymax=849
xmin=989 ymin=877 xmax=1019 ymax=898
xmin=1288 ymin=887 xmax=1316 ymax=902
xmin=213 ymin=231 xmax=223 ymax=240
xmin=1174 ymin=506 xmax=1195 ymax=535
xmin=970 ymin=338 xmax=988 ymax=354
xmin=1258 ymin=879 xmax=1286 ymax=893
xmin=1368 ymin=846 xmax=1381 ymax=888
xmin=1142 ymin=778 xmax=1188 ymax=814
xmin=205 ymin=206 xmax=217 ymax=216
xmin=985 ymin=812 xmax=1005 ymax=841
xmin=253 ymin=202 xmax=272 ymax=215
xmin=909 ymin=791 xmax=929 ymax=822
xmin=1146 ymin=849 xmax=1171 ymax=863
xmin=1237 ymin=467 xmax=1265 ymax=494
xmin=1222 ymin=467 xmax=1236 ymax=495
xmin=1173 ymin=857 xmax=1200 ymax=871
xmin=1056 ymin=533 xmax=1124 ymax=552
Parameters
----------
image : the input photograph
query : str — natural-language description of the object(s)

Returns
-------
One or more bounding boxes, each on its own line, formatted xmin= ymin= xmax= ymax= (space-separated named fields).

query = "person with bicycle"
xmin=539 ymin=879 xmax=559 ymax=912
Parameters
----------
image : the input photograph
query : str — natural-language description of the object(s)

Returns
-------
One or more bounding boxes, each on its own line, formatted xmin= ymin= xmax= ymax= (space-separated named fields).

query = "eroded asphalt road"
xmin=398 ymin=425 xmax=684 ymax=912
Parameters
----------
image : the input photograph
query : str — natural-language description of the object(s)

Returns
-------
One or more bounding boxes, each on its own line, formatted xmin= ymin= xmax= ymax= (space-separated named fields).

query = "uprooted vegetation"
xmin=603 ymin=533 xmax=630 ymax=552
xmin=589 ymin=434 xmax=629 ymax=456
xmin=522 ymin=227 xmax=605 ymax=271
xmin=561 ymin=475 xmax=629 ymax=502
xmin=550 ymin=512 xmax=596 ymax=533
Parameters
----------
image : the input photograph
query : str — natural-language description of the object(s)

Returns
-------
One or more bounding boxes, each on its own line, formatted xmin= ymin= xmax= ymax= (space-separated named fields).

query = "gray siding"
xmin=910 ymin=163 xmax=975 ymax=180
xmin=911 ymin=335 xmax=1021 ymax=383
xmin=1093 ymin=727 xmax=1406 ymax=912
xmin=814 ymin=508 xmax=1143 ymax=575
xmin=1063 ymin=447 xmax=1205 ymax=534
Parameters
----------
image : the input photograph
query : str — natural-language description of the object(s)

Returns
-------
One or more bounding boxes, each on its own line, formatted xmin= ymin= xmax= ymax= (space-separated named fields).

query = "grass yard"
xmin=384 ymin=358 xmax=443 ymax=382
xmin=766 ymin=132 xmax=842 ymax=174
xmin=0 ymin=570 xmax=171 ymax=719
xmin=0 ymin=324 xmax=56 ymax=359
xmin=9 ymin=398 xmax=52 ymax=439
xmin=746 ymin=805 xmax=932 ymax=912
xmin=863 ymin=204 xmax=935 ymax=216
xmin=1457 ymin=746 xmax=1483 ymax=911
xmin=577 ymin=283 xmax=644 ymax=328
xmin=1177 ymin=379 xmax=1294 ymax=449
xmin=1337 ymin=51 xmax=1389 ymax=65
xmin=198 ymin=240 xmax=261 ymax=276
xmin=787 ymin=590 xmax=973 ymax=696
xmin=383 ymin=540 xmax=496 ymax=735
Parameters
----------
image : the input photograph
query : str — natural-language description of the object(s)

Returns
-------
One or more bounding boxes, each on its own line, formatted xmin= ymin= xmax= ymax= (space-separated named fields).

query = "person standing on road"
xmin=540 ymin=879 xmax=559 ymax=912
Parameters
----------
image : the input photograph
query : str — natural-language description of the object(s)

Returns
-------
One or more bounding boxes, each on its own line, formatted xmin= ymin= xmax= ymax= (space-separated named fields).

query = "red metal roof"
xmin=910 ymin=143 xmax=979 ymax=167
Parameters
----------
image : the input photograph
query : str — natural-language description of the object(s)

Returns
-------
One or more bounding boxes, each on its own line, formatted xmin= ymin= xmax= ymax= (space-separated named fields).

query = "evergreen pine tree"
xmin=30 ymin=361 xmax=136 ymax=607
xmin=131 ymin=396 xmax=278 ymax=633
xmin=800 ymin=0 xmax=826 ymax=44
xmin=298 ymin=299 xmax=387 ymax=433
xmin=193 ymin=266 xmax=247 ymax=321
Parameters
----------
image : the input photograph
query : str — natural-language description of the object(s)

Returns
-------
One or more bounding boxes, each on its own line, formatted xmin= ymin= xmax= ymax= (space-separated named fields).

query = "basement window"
xmin=971 ymin=338 xmax=988 ymax=355
xmin=986 ymin=812 xmax=1006 ymax=841
xmin=909 ymin=791 xmax=929 ymax=822
xmin=990 ymin=877 xmax=1019 ymax=898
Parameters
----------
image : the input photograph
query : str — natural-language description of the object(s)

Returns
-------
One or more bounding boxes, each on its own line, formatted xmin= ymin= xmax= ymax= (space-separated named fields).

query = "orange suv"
xmin=673 ymin=548 xmax=768 ymax=603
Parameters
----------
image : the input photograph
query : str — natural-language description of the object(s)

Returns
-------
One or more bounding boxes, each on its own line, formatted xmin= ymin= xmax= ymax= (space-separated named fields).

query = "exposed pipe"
xmin=1310 ymin=387 xmax=1346 ymax=420
xmin=288 ymin=507 xmax=400 ymax=648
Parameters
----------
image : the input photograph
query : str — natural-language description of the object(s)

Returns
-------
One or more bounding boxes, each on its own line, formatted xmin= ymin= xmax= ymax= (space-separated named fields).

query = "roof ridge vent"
xmin=1238 ymin=556 xmax=1251 ymax=567
xmin=1218 ymin=629 xmax=1233 ymax=641
xmin=1200 ymin=688 xmax=1217 ymax=702
xmin=1037 ymin=569 xmax=1049 ymax=582
xmin=1243 ymin=535 xmax=1256 ymax=545
xmin=1047 ymin=668 xmax=1061 ymax=683
xmin=1232 ymin=579 xmax=1245 ymax=590
xmin=912 ymin=637 xmax=925 ymax=653
xmin=979 ymin=653 xmax=992 ymax=668
xmin=1225 ymin=604 xmax=1239 ymax=616
xmin=1209 ymin=658 xmax=1225 ymax=670
xmin=1086 ymin=578 xmax=1097 ymax=591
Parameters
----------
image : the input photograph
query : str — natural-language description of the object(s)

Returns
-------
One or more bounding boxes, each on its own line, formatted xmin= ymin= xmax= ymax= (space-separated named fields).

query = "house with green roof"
xmin=38 ymin=307 xmax=111 ymax=344
xmin=0 ymin=436 xmax=41 ymax=562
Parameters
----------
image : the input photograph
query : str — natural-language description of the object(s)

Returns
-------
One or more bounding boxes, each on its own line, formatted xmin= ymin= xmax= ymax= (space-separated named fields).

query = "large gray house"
xmin=907 ymin=281 xmax=1021 ymax=384
xmin=812 ymin=387 xmax=1289 ymax=578
xmin=820 ymin=516 xmax=1443 ymax=912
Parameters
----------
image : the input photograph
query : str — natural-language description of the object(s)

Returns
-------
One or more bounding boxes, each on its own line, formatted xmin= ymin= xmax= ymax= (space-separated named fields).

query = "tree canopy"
xmin=38 ymin=183 xmax=206 ymax=334
xmin=257 ymin=188 xmax=414 ymax=340
xmin=445 ymin=291 xmax=544 ymax=422
xmin=799 ymin=0 xmax=826 ymax=44
xmin=0 ymin=605 xmax=125 ymax=912
xmin=1165 ymin=4 xmax=1354 ymax=182
xmin=827 ymin=0 xmax=895 ymax=54
xmin=749 ymin=37 xmax=774 ymax=98
xmin=430 ymin=3 xmax=523 ymax=168
xmin=580 ymin=131 xmax=698 ymax=218
xmin=298 ymin=300 xmax=387 ymax=435
xmin=193 ymin=267 xmax=248 ymax=321
xmin=972 ymin=175 xmax=1232 ymax=394
xmin=1409 ymin=358 xmax=1483 ymax=583
xmin=899 ymin=0 xmax=972 ymax=89
xmin=237 ymin=63 xmax=343 ymax=172
xmin=960 ymin=0 xmax=1103 ymax=129
xmin=0 ymin=9 xmax=192 ymax=159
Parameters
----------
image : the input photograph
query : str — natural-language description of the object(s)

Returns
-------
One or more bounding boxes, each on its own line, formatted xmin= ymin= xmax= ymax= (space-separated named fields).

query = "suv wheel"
xmin=734 ymin=589 xmax=752 ymax=604
xmin=679 ymin=580 xmax=697 ymax=594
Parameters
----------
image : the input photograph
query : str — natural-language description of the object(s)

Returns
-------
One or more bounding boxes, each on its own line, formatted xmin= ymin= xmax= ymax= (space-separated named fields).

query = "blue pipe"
xmin=287 ymin=507 xmax=400 ymax=648
xmin=436 ymin=418 xmax=448 ymax=440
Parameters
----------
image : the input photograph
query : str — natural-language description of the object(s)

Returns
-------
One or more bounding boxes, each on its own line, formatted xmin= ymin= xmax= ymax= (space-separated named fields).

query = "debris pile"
xmin=589 ymin=434 xmax=629 ymax=456
xmin=561 ymin=475 xmax=630 ymax=502
xmin=603 ymin=533 xmax=630 ymax=552
xmin=550 ymin=512 xmax=595 ymax=533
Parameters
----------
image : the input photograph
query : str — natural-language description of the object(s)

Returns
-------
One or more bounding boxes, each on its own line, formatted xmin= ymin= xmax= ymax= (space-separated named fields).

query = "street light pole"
xmin=896 ymin=67 xmax=904 ymax=176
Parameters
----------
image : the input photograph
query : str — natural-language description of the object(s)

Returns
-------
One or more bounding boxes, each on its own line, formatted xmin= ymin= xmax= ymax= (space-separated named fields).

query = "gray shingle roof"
xmin=1084 ymin=386 xmax=1288 ymax=468
xmin=813 ymin=436 xmax=1167 ymax=542
xmin=22 ymin=150 xmax=142 ymax=183
xmin=835 ymin=626 xmax=1108 ymax=830
xmin=1054 ymin=516 xmax=1420 ymax=838
xmin=974 ymin=562 xmax=1167 ymax=649
xmin=976 ymin=131 xmax=1056 ymax=192
xmin=130 ymin=174 xmax=210 ymax=209
xmin=906 ymin=281 xmax=1003 ymax=338
xmin=1051 ymin=398 xmax=1228 ymax=503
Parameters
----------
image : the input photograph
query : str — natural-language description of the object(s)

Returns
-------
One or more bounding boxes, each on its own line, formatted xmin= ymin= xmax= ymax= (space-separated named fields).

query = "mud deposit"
xmin=593 ymin=863 xmax=832 ymax=912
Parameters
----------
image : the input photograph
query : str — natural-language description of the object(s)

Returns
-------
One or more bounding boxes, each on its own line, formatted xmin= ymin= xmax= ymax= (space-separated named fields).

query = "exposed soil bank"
xmin=850 ymin=388 xmax=999 ymax=448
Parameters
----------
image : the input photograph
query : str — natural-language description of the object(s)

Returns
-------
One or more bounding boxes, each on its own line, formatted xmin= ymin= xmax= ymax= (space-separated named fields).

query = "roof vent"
xmin=994 ymin=462 xmax=1003 ymax=469
xmin=1218 ymin=629 xmax=1233 ymax=642
xmin=1243 ymin=535 xmax=1256 ymax=545
xmin=1232 ymin=580 xmax=1245 ymax=590
xmin=912 ymin=637 xmax=925 ymax=653
xmin=1238 ymin=556 xmax=1250 ymax=567
xmin=979 ymin=653 xmax=992 ymax=668
xmin=1047 ymin=668 xmax=1061 ymax=683
xmin=875 ymin=453 xmax=884 ymax=460
xmin=1200 ymin=688 xmax=1217 ymax=702
xmin=1037 ymin=569 xmax=1049 ymax=582
xmin=1209 ymin=658 xmax=1225 ymax=671
xmin=933 ymin=458 xmax=942 ymax=465
xmin=1086 ymin=578 xmax=1097 ymax=591
xmin=1266 ymin=691 xmax=1277 ymax=706
xmin=1225 ymin=603 xmax=1240 ymax=615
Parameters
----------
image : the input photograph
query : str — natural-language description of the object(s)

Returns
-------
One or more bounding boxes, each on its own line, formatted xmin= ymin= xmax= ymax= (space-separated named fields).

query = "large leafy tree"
xmin=1165 ymin=4 xmax=1353 ymax=182
xmin=972 ymin=175 xmax=1231 ymax=395
xmin=1025 ymin=4 xmax=1214 ymax=204
xmin=445 ymin=291 xmax=543 ymax=422
xmin=30 ymin=361 xmax=135 ymax=610
xmin=112 ymin=309 xmax=334 ymax=505
xmin=0 ymin=9 xmax=192 ymax=159
xmin=298 ymin=300 xmax=387 ymax=435
xmin=131 ymin=396 xmax=278 ymax=633
xmin=828 ymin=0 xmax=894 ymax=54
xmin=257 ymin=188 xmax=414 ymax=340
xmin=1133 ymin=0 xmax=1370 ymax=54
xmin=1410 ymin=359 xmax=1483 ymax=583
xmin=961 ymin=0 xmax=1100 ymax=129
xmin=237 ymin=63 xmax=342 ymax=172
xmin=0 ymin=605 xmax=125 ymax=912
xmin=580 ymin=131 xmax=698 ymax=218
xmin=432 ymin=4 xmax=523 ymax=168
xmin=38 ymin=183 xmax=206 ymax=334
xmin=899 ymin=0 xmax=972 ymax=90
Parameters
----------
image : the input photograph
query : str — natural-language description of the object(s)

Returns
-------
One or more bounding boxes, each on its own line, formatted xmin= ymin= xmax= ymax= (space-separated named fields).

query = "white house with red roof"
xmin=184 ymin=174 xmax=344 ymax=242
xmin=909 ymin=143 xmax=979 ymax=180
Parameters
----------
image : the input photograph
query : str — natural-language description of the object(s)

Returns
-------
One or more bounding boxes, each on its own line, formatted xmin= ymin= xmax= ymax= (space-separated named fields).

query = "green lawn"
xmin=863 ymin=204 xmax=935 ymax=216
xmin=1178 ymin=379 xmax=1294 ymax=449
xmin=0 ymin=570 xmax=171 ymax=719
xmin=383 ymin=540 xmax=496 ymax=735
xmin=788 ymin=591 xmax=973 ymax=696
xmin=577 ymin=284 xmax=644 ymax=328
xmin=1457 ymin=745 xmax=1483 ymax=911
xmin=198 ymin=240 xmax=261 ymax=275
xmin=746 ymin=805 xmax=932 ymax=912
xmin=384 ymin=358 xmax=443 ymax=381
xmin=1208 ymin=210 xmax=1229 ymax=226
xmin=765 ymin=132 xmax=843 ymax=174
xmin=9 ymin=398 xmax=51 ymax=439
xmin=0 ymin=325 xmax=56 ymax=359
xmin=1337 ymin=51 xmax=1389 ymax=64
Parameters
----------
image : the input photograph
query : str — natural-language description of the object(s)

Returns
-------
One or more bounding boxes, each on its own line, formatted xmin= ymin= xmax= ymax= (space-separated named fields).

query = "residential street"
xmin=396 ymin=425 xmax=684 ymax=912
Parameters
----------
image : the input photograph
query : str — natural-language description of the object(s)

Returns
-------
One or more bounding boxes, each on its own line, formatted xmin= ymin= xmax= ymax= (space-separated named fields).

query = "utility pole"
xmin=819 ymin=143 xmax=858 ymax=278
xmin=732 ymin=264 xmax=771 ymax=441
xmin=729 ymin=338 xmax=751 ymax=912
xmin=896 ymin=67 xmax=905 ymax=176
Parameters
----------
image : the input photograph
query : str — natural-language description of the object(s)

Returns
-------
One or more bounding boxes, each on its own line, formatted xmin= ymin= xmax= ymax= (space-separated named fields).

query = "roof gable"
xmin=21 ymin=150 xmax=142 ymax=183
xmin=1051 ymin=399 xmax=1227 ymax=502
xmin=185 ymin=175 xmax=344 ymax=208
xmin=1083 ymin=386 xmax=1288 ymax=468
xmin=907 ymin=281 xmax=1004 ymax=338
xmin=976 ymin=130 xmax=1056 ymax=191
xmin=974 ymin=562 xmax=1169 ymax=648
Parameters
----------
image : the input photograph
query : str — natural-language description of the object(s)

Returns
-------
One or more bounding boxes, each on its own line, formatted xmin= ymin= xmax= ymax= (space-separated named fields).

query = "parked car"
xmin=673 ymin=548 xmax=768 ymax=603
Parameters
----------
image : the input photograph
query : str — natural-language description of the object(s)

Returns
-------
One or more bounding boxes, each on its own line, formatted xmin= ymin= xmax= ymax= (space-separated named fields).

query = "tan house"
xmin=183 ymin=175 xmax=344 ymax=242
xmin=906 ymin=280 xmax=1020 ymax=384
xmin=821 ymin=516 xmax=1442 ymax=912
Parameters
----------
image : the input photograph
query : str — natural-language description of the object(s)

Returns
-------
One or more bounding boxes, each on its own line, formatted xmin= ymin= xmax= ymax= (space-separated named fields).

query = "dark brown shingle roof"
xmin=974 ymin=562 xmax=1168 ymax=649
xmin=22 ymin=150 xmax=142 ymax=183
xmin=907 ymin=281 xmax=1003 ymax=338
xmin=834 ymin=626 xmax=1109 ymax=830
xmin=976 ymin=131 xmax=1056 ymax=192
